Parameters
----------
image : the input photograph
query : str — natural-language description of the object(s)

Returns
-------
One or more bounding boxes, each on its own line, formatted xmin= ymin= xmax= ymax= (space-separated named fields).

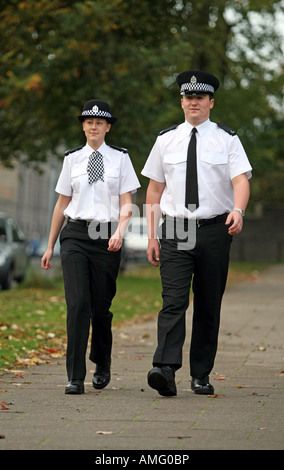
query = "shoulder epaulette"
xmin=109 ymin=144 xmax=128 ymax=153
xmin=217 ymin=123 xmax=236 ymax=136
xmin=159 ymin=124 xmax=178 ymax=136
xmin=65 ymin=145 xmax=84 ymax=156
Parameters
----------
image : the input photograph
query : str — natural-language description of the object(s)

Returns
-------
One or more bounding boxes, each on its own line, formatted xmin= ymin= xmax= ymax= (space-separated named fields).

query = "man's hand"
xmin=225 ymin=211 xmax=243 ymax=235
xmin=147 ymin=239 xmax=160 ymax=267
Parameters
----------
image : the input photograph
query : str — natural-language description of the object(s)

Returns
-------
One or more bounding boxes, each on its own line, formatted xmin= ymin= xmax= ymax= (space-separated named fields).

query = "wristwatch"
xmin=233 ymin=208 xmax=245 ymax=216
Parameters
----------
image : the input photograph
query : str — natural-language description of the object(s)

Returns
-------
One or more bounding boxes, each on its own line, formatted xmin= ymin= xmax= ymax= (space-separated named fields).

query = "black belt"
xmin=67 ymin=217 xmax=93 ymax=227
xmin=67 ymin=218 xmax=116 ymax=238
xmin=196 ymin=213 xmax=228 ymax=227
xmin=164 ymin=213 xmax=228 ymax=227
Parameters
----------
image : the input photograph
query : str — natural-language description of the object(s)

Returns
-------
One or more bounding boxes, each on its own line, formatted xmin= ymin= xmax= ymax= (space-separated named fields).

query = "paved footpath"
xmin=0 ymin=264 xmax=283 ymax=454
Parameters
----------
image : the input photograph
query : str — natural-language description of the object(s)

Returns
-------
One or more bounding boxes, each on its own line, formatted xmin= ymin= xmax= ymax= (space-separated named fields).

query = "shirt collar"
xmin=85 ymin=141 xmax=111 ymax=161
xmin=184 ymin=118 xmax=211 ymax=137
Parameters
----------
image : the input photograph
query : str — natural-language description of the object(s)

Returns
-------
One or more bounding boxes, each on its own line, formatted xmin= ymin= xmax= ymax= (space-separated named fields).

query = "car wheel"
xmin=2 ymin=266 xmax=14 ymax=290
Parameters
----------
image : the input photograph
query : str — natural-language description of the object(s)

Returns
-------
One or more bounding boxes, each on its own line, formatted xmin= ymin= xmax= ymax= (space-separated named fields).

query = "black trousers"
xmin=60 ymin=221 xmax=121 ymax=381
xmin=153 ymin=216 xmax=232 ymax=379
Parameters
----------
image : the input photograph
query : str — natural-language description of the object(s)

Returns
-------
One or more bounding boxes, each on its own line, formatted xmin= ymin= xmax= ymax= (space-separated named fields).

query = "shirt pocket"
xmin=163 ymin=153 xmax=186 ymax=181
xmin=201 ymin=153 xmax=228 ymax=182
xmin=70 ymin=167 xmax=88 ymax=192
xmin=104 ymin=167 xmax=120 ymax=192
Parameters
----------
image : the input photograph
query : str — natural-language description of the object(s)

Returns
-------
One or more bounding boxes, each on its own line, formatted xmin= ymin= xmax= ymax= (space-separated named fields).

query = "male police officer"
xmin=142 ymin=71 xmax=252 ymax=396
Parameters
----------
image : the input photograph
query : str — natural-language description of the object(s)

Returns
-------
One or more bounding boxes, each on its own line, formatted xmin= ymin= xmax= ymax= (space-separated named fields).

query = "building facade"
xmin=0 ymin=158 xmax=61 ymax=243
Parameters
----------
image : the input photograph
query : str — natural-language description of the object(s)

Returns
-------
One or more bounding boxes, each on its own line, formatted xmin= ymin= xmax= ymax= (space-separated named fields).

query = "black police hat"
xmin=176 ymin=70 xmax=219 ymax=96
xmin=77 ymin=99 xmax=117 ymax=124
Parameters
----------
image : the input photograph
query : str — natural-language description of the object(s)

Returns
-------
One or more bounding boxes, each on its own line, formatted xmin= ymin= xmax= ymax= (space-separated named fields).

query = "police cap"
xmin=77 ymin=99 xmax=117 ymax=124
xmin=176 ymin=70 xmax=219 ymax=96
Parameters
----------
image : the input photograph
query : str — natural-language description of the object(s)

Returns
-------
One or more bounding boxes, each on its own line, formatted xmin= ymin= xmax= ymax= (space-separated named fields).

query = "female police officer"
xmin=41 ymin=99 xmax=140 ymax=394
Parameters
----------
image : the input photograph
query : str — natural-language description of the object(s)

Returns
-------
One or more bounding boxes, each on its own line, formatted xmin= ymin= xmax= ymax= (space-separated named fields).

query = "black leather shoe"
xmin=65 ymin=380 xmax=84 ymax=394
xmin=147 ymin=366 xmax=177 ymax=396
xmin=92 ymin=363 xmax=111 ymax=390
xmin=191 ymin=377 xmax=214 ymax=395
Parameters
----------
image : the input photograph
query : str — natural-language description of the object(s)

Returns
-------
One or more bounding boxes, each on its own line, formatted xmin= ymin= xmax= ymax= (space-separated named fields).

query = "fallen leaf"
xmin=35 ymin=310 xmax=45 ymax=315
xmin=47 ymin=332 xmax=55 ymax=339
xmin=1 ymin=402 xmax=10 ymax=410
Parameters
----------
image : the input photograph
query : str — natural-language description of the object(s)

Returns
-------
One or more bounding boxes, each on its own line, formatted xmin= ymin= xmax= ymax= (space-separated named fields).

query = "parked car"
xmin=36 ymin=237 xmax=61 ymax=258
xmin=123 ymin=217 xmax=149 ymax=263
xmin=0 ymin=212 xmax=30 ymax=290
xmin=121 ymin=216 xmax=162 ymax=269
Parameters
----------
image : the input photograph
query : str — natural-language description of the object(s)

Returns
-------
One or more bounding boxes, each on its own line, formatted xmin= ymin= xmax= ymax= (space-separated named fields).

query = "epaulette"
xmin=159 ymin=124 xmax=178 ymax=136
xmin=217 ymin=123 xmax=236 ymax=136
xmin=65 ymin=145 xmax=84 ymax=156
xmin=109 ymin=144 xmax=128 ymax=153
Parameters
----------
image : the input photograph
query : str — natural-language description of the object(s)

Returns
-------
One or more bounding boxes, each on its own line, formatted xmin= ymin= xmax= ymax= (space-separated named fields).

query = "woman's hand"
xmin=41 ymin=247 xmax=54 ymax=270
xmin=108 ymin=230 xmax=123 ymax=252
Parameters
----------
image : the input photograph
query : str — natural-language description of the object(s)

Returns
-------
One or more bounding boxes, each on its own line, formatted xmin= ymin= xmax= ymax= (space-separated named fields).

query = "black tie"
xmin=87 ymin=151 xmax=104 ymax=184
xmin=185 ymin=127 xmax=199 ymax=210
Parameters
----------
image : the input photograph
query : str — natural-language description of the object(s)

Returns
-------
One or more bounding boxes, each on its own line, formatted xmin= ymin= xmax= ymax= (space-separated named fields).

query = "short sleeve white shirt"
xmin=141 ymin=119 xmax=252 ymax=219
xmin=55 ymin=142 xmax=140 ymax=222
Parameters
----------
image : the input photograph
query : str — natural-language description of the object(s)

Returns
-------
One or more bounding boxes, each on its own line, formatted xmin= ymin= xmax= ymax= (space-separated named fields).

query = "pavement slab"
xmin=0 ymin=264 xmax=283 ymax=455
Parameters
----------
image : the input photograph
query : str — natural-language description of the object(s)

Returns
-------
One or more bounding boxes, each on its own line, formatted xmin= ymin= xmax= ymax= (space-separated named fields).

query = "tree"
xmin=1 ymin=0 xmax=283 ymax=204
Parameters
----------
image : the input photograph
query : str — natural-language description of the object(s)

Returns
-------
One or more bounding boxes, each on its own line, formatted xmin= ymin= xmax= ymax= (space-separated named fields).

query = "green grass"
xmin=0 ymin=263 xmax=162 ymax=372
xmin=0 ymin=261 xmax=270 ymax=373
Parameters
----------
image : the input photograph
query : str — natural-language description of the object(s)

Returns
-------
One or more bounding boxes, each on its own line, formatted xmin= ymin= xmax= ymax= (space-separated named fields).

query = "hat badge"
xmin=92 ymin=105 xmax=99 ymax=113
xmin=190 ymin=75 xmax=197 ymax=84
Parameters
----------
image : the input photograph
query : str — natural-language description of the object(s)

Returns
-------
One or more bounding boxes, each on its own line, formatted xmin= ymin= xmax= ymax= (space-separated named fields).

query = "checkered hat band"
xmin=181 ymin=83 xmax=214 ymax=93
xmin=82 ymin=110 xmax=112 ymax=118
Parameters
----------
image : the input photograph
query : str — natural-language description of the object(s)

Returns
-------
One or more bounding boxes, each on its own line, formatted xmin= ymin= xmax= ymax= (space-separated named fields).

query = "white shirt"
xmin=55 ymin=142 xmax=140 ymax=222
xmin=141 ymin=119 xmax=252 ymax=219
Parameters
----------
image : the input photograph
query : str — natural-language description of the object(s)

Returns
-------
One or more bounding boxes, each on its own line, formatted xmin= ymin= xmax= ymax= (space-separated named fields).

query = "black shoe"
xmin=92 ymin=363 xmax=111 ymax=390
xmin=191 ymin=377 xmax=214 ymax=395
xmin=65 ymin=380 xmax=84 ymax=395
xmin=147 ymin=366 xmax=177 ymax=396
